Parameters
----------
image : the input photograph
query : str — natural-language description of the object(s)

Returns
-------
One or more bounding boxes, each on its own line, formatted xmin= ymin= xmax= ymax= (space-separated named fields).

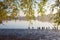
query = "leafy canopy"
xmin=0 ymin=0 xmax=48 ymax=23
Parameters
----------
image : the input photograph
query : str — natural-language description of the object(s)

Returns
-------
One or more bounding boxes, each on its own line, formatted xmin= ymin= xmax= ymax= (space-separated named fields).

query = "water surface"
xmin=0 ymin=20 xmax=54 ymax=29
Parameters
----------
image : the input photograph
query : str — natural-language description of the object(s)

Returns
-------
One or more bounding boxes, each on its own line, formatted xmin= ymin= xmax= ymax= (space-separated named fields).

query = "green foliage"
xmin=20 ymin=0 xmax=36 ymax=21
xmin=20 ymin=0 xmax=33 ymax=9
xmin=25 ymin=6 xmax=35 ymax=21
xmin=54 ymin=9 xmax=60 ymax=25
xmin=50 ymin=0 xmax=60 ymax=30
xmin=38 ymin=0 xmax=48 ymax=16
xmin=0 ymin=0 xmax=18 ymax=23
xmin=0 ymin=0 xmax=48 ymax=24
xmin=51 ymin=0 xmax=60 ymax=26
xmin=37 ymin=0 xmax=48 ymax=21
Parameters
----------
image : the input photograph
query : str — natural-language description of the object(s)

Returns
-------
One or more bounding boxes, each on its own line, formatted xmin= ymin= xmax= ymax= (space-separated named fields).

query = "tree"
xmin=0 ymin=0 xmax=48 ymax=25
xmin=38 ymin=0 xmax=48 ymax=21
xmin=0 ymin=2 xmax=8 ymax=23
xmin=51 ymin=0 xmax=60 ymax=29
xmin=0 ymin=0 xmax=19 ymax=23
xmin=20 ymin=0 xmax=48 ymax=27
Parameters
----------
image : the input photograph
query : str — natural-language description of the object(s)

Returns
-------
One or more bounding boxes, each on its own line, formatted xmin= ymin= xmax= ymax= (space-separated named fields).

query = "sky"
xmin=0 ymin=0 xmax=4 ymax=2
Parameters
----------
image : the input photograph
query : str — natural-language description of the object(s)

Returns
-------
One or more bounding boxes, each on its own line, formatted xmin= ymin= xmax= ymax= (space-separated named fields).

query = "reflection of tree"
xmin=28 ymin=20 xmax=33 ymax=28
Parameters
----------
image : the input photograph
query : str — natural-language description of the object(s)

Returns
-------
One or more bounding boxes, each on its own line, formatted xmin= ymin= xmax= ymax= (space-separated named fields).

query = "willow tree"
xmin=20 ymin=0 xmax=36 ymax=27
xmin=38 ymin=0 xmax=48 ymax=21
xmin=51 ymin=0 xmax=60 ymax=30
xmin=20 ymin=0 xmax=48 ymax=20
xmin=0 ymin=0 xmax=19 ymax=23
xmin=0 ymin=0 xmax=48 ymax=27
xmin=20 ymin=0 xmax=35 ymax=20
xmin=38 ymin=0 xmax=48 ymax=15
xmin=20 ymin=0 xmax=48 ymax=27
xmin=0 ymin=2 xmax=8 ymax=23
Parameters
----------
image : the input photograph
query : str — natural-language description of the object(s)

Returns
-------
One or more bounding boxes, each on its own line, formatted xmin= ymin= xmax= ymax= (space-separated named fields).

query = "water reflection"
xmin=0 ymin=20 xmax=54 ymax=29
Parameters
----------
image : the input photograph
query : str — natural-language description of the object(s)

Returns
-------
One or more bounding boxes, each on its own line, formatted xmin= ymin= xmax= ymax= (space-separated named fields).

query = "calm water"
xmin=0 ymin=20 xmax=54 ymax=29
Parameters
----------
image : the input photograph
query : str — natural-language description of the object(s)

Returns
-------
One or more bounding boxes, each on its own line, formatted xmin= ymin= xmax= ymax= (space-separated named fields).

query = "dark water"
xmin=0 ymin=29 xmax=39 ymax=37
xmin=0 ymin=29 xmax=60 ymax=40
xmin=0 ymin=29 xmax=42 ymax=40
